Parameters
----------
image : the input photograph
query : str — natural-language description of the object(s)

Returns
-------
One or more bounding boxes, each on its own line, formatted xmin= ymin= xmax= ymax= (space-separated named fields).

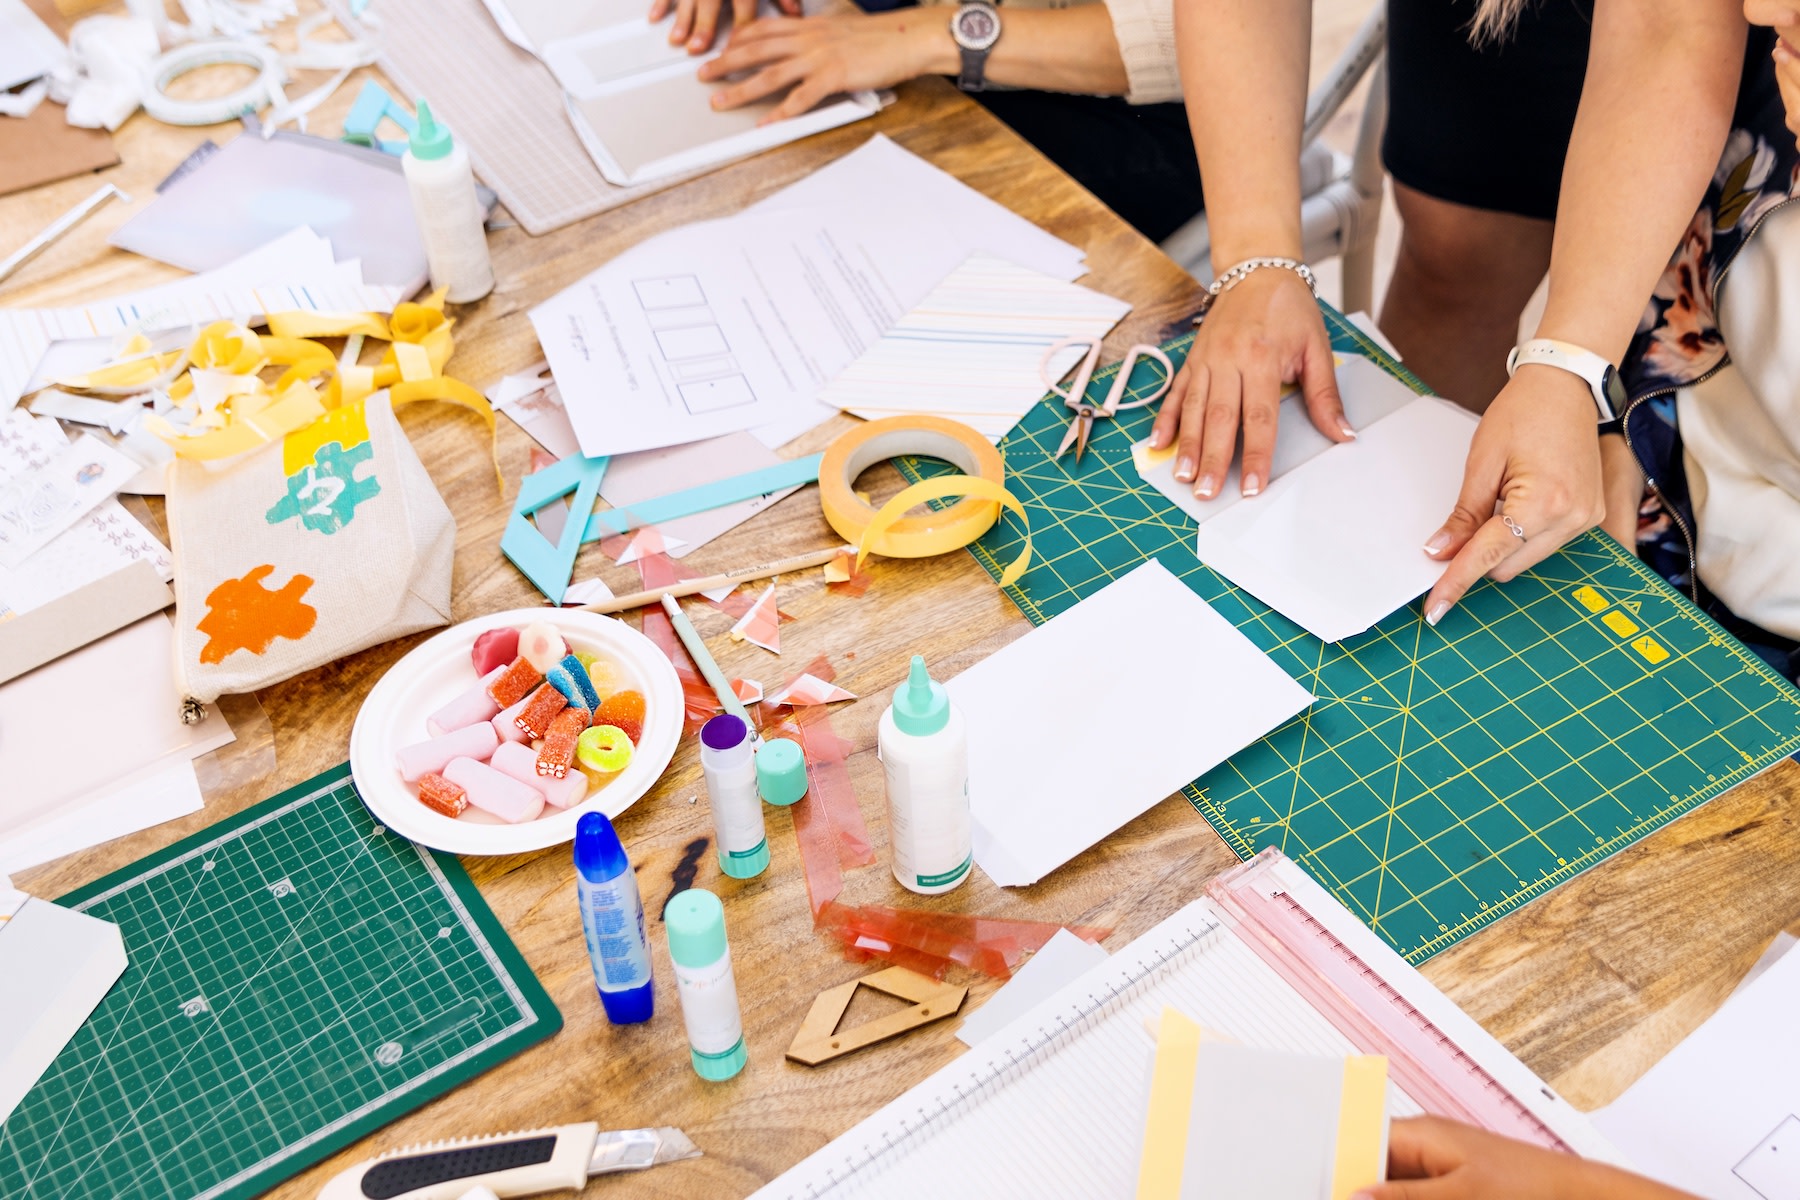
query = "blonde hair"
xmin=1468 ymin=0 xmax=1530 ymax=44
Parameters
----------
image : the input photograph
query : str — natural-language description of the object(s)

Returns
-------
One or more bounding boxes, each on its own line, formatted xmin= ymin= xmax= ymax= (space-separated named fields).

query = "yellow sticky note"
xmin=1573 ymin=585 xmax=1610 ymax=613
xmin=1329 ymin=1055 xmax=1389 ymax=1200
xmin=1601 ymin=610 xmax=1640 ymax=639
xmin=1137 ymin=1008 xmax=1203 ymax=1200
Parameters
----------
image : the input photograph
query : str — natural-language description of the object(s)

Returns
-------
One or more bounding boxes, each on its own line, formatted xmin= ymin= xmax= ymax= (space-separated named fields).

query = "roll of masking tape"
xmin=817 ymin=415 xmax=1032 ymax=587
xmin=142 ymin=41 xmax=286 ymax=127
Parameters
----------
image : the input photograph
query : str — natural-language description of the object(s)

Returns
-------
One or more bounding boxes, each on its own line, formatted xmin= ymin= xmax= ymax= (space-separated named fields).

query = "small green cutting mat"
xmin=0 ymin=763 xmax=561 ymax=1200
xmin=899 ymin=305 xmax=1800 ymax=965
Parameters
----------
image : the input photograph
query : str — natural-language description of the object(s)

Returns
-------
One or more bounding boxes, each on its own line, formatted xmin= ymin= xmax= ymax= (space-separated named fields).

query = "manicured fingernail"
xmin=1426 ymin=601 xmax=1448 ymax=627
xmin=1195 ymin=474 xmax=1217 ymax=499
xmin=1242 ymin=472 xmax=1261 ymax=497
xmin=1175 ymin=456 xmax=1195 ymax=482
xmin=1338 ymin=419 xmax=1357 ymax=439
xmin=1776 ymin=39 xmax=1793 ymax=63
xmin=1423 ymin=529 xmax=1451 ymax=555
xmin=1149 ymin=429 xmax=1168 ymax=449
xmin=690 ymin=35 xmax=706 ymax=49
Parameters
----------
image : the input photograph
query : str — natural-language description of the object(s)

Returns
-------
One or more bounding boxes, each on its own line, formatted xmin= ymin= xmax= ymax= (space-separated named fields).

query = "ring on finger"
xmin=1502 ymin=515 xmax=1526 ymax=542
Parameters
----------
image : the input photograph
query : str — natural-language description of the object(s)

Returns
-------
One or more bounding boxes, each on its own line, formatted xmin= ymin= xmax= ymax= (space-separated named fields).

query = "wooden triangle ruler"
xmin=786 ymin=966 xmax=967 ymax=1066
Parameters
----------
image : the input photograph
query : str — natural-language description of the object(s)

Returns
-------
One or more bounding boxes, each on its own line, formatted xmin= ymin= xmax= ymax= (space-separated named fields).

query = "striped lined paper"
xmin=818 ymin=253 xmax=1129 ymax=442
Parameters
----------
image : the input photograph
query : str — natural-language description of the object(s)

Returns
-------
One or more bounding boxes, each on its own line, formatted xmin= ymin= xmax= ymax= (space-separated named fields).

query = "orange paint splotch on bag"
xmin=196 ymin=565 xmax=319 ymax=664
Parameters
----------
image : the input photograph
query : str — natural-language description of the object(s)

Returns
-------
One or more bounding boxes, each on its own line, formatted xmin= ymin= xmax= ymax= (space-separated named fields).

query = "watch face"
xmin=1602 ymin=366 xmax=1627 ymax=418
xmin=953 ymin=5 xmax=1001 ymax=51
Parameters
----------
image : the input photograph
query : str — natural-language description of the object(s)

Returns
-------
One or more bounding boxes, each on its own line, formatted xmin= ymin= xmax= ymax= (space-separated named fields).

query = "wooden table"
xmin=7 ymin=59 xmax=1800 ymax=1200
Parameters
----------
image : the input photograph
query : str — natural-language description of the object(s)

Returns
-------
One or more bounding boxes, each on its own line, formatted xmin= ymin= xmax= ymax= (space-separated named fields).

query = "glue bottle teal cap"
xmin=665 ymin=887 xmax=728 ymax=968
xmin=755 ymin=737 xmax=808 ymax=806
xmin=890 ymin=655 xmax=949 ymax=736
xmin=408 ymin=99 xmax=455 ymax=160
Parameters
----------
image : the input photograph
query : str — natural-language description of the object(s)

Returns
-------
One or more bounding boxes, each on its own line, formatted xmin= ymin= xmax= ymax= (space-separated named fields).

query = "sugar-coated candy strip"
xmin=490 ymin=741 xmax=588 ymax=808
xmin=428 ymin=665 xmax=506 ymax=737
xmin=443 ymin=756 xmax=545 ymax=823
xmin=472 ymin=627 xmax=520 ymax=676
xmin=545 ymin=652 xmax=601 ymax=712
xmin=536 ymin=706 xmax=591 ymax=779
xmin=396 ymin=722 xmax=501 ymax=783
xmin=515 ymin=683 xmax=568 ymax=740
xmin=488 ymin=656 xmax=544 ymax=708
xmin=416 ymin=773 xmax=469 ymax=818
xmin=519 ymin=621 xmax=566 ymax=674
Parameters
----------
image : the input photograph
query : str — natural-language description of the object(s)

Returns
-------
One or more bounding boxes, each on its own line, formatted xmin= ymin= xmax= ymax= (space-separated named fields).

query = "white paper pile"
xmin=530 ymin=136 xmax=1093 ymax=458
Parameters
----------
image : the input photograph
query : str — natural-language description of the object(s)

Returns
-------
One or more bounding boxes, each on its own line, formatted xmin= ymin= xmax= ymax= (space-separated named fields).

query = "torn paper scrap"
xmin=728 ymin=583 xmax=780 ymax=654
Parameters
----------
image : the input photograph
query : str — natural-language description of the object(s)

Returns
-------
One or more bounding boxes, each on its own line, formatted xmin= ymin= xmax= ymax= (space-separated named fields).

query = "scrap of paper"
xmin=769 ymin=673 xmax=856 ymax=706
xmin=729 ymin=583 xmax=780 ymax=654
xmin=0 ymin=432 xmax=139 ymax=568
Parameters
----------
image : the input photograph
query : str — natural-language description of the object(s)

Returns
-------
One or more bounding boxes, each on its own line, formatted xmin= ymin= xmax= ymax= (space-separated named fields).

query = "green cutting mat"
xmin=0 ymin=763 xmax=561 ymax=1200
xmin=899 ymin=305 xmax=1800 ymax=964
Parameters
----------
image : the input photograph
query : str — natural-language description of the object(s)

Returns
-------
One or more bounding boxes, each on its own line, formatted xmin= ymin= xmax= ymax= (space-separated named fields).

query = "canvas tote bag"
xmin=166 ymin=393 xmax=454 ymax=715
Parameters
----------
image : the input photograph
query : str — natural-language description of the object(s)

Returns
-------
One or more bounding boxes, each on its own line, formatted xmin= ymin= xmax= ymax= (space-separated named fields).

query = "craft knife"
xmin=316 ymin=1122 xmax=701 ymax=1199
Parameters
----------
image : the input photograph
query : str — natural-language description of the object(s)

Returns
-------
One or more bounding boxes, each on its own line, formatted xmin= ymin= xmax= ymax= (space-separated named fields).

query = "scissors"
xmin=1040 ymin=337 xmax=1175 ymax=461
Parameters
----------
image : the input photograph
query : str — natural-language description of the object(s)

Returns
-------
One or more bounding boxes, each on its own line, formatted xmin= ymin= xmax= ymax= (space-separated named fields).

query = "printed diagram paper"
xmin=947 ymin=559 xmax=1312 ymax=886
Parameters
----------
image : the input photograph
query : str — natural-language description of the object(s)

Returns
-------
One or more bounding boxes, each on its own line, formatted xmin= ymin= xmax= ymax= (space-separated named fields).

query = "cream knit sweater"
xmin=920 ymin=0 xmax=1180 ymax=105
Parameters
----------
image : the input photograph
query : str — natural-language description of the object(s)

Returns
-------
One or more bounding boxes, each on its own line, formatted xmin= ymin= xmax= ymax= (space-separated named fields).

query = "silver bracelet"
xmin=1191 ymin=256 xmax=1318 ymax=325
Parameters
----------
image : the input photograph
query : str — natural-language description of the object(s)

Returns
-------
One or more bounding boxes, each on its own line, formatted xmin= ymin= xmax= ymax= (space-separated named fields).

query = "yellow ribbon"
xmin=63 ymin=291 xmax=502 ymax=488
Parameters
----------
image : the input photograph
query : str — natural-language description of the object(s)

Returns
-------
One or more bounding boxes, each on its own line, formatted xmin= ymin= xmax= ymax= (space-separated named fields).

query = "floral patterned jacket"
xmin=1616 ymin=29 xmax=1800 ymax=676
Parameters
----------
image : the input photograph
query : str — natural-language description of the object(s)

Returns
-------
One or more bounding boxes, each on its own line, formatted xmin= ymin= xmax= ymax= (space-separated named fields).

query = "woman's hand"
xmin=650 ymin=0 xmax=799 ymax=56
xmin=1421 ymin=364 xmax=1605 ymax=624
xmin=699 ymin=12 xmax=947 ymax=122
xmin=1352 ymin=1116 xmax=1699 ymax=1200
xmin=1147 ymin=268 xmax=1352 ymax=500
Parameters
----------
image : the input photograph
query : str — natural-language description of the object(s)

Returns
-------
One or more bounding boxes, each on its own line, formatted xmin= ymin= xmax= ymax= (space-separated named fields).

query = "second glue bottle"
xmin=878 ymin=655 xmax=972 ymax=894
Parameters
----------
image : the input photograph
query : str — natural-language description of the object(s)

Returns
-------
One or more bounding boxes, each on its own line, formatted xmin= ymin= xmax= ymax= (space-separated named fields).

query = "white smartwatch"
xmin=1506 ymin=338 xmax=1627 ymax=423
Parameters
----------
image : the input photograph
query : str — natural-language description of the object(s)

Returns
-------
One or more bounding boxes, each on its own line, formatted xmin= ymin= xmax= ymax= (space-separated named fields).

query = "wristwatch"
xmin=950 ymin=0 xmax=1001 ymax=92
xmin=1506 ymin=338 xmax=1628 ymax=423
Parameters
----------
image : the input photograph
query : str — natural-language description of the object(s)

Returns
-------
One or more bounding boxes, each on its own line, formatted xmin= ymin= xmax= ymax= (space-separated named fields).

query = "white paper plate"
xmin=349 ymin=608 xmax=682 ymax=854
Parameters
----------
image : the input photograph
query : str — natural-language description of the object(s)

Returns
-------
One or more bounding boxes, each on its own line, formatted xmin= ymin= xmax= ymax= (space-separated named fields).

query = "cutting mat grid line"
xmin=897 ymin=307 xmax=1800 ymax=964
xmin=0 ymin=764 xmax=562 ymax=1200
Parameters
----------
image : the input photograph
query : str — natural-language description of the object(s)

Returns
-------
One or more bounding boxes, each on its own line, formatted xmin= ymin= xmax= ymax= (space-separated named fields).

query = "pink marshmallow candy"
xmin=397 ymin=723 xmax=500 ymax=783
xmin=427 ymin=666 xmax=506 ymax=737
xmin=490 ymin=742 xmax=588 ymax=809
xmin=443 ymin=756 xmax=545 ymax=823
xmin=492 ymin=697 xmax=531 ymax=745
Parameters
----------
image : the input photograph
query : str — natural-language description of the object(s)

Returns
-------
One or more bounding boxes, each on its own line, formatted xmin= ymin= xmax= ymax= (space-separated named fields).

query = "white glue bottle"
xmin=401 ymin=99 xmax=495 ymax=303
xmin=877 ymin=655 xmax=972 ymax=894
xmin=665 ymin=887 xmax=747 ymax=1081
xmin=699 ymin=713 xmax=770 ymax=879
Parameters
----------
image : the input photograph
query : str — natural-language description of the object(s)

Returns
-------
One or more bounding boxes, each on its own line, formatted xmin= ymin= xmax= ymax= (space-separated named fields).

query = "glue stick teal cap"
xmin=891 ymin=655 xmax=949 ymax=736
xmin=755 ymin=737 xmax=807 ymax=807
xmin=409 ymin=99 xmax=454 ymax=160
xmin=666 ymin=887 xmax=728 ymax=968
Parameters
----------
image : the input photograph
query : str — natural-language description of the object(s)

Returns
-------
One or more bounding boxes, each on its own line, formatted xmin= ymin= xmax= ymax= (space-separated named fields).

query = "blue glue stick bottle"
xmin=574 ymin=811 xmax=654 ymax=1024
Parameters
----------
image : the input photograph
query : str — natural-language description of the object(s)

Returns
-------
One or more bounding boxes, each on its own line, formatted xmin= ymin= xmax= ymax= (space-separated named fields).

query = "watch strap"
xmin=958 ymin=44 xmax=985 ymax=91
xmin=1506 ymin=338 xmax=1621 ymax=422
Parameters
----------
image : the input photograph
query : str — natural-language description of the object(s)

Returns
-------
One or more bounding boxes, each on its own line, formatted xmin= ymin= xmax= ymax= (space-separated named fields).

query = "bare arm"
xmin=702 ymin=5 xmax=1128 ymax=119
xmin=1148 ymin=0 xmax=1348 ymax=499
xmin=1423 ymin=0 xmax=1747 ymax=621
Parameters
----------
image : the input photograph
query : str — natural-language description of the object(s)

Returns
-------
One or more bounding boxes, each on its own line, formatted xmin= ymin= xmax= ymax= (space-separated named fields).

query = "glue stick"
xmin=402 ymin=99 xmax=495 ymax=303
xmin=700 ymin=714 xmax=769 ymax=879
xmin=665 ymin=888 xmax=747 ymax=1081
xmin=574 ymin=811 xmax=654 ymax=1024
xmin=877 ymin=655 xmax=972 ymax=894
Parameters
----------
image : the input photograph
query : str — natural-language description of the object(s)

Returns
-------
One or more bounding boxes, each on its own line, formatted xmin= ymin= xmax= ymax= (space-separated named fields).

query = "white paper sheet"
xmin=1190 ymin=393 xmax=1477 ymax=643
xmin=820 ymin=253 xmax=1130 ymax=442
xmin=0 ymin=615 xmax=232 ymax=870
xmin=0 ymin=758 xmax=204 ymax=874
xmin=1594 ymin=946 xmax=1800 ymax=1199
xmin=947 ymin=559 xmax=1313 ymax=886
xmin=957 ymin=928 xmax=1110 ymax=1046
xmin=0 ymin=0 xmax=66 ymax=93
xmin=532 ymin=136 xmax=1090 ymax=456
xmin=1132 ymin=355 xmax=1420 ymax=530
